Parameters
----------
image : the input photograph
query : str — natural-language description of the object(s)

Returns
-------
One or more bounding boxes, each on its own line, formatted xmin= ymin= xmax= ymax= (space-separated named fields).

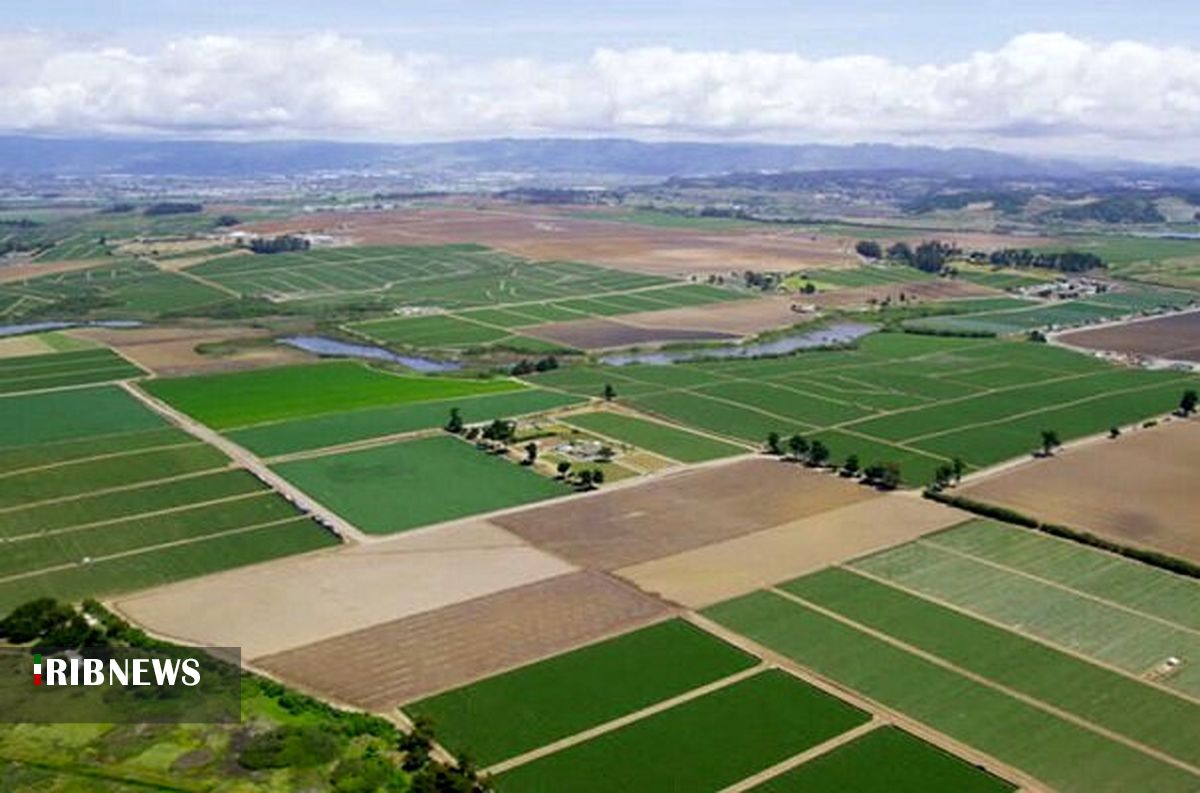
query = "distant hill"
xmin=0 ymin=135 xmax=1133 ymax=179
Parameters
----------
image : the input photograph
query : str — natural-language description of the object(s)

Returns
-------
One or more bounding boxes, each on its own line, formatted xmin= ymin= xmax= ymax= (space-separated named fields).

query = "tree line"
xmin=855 ymin=238 xmax=1105 ymax=274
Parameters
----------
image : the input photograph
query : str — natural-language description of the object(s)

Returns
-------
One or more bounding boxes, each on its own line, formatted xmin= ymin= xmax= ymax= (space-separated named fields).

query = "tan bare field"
xmin=246 ymin=206 xmax=858 ymax=275
xmin=491 ymin=458 xmax=879 ymax=570
xmin=67 ymin=324 xmax=309 ymax=375
xmin=962 ymin=418 xmax=1200 ymax=562
xmin=254 ymin=571 xmax=672 ymax=709
xmin=0 ymin=335 xmax=55 ymax=358
xmin=618 ymin=494 xmax=967 ymax=608
xmin=614 ymin=295 xmax=819 ymax=335
xmin=0 ymin=257 xmax=112 ymax=284
xmin=1058 ymin=310 xmax=1200 ymax=364
xmin=112 ymin=521 xmax=577 ymax=660
xmin=523 ymin=317 xmax=737 ymax=349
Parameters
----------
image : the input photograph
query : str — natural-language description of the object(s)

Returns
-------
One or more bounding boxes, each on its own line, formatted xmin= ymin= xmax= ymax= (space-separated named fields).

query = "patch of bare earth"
xmin=617 ymin=494 xmax=966 ymax=608
xmin=112 ymin=521 xmax=576 ymax=660
xmin=253 ymin=571 xmax=672 ymax=709
xmin=523 ymin=318 xmax=737 ymax=350
xmin=961 ymin=418 xmax=1200 ymax=563
xmin=491 ymin=458 xmax=879 ymax=570
xmin=66 ymin=325 xmax=308 ymax=375
xmin=1058 ymin=310 xmax=1200 ymax=364
xmin=0 ymin=257 xmax=113 ymax=284
xmin=0 ymin=335 xmax=55 ymax=358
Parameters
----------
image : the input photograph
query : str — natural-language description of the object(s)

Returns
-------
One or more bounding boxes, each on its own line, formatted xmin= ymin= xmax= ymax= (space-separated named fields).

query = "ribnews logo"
xmin=2 ymin=646 xmax=240 ymax=723
xmin=32 ymin=651 xmax=202 ymax=688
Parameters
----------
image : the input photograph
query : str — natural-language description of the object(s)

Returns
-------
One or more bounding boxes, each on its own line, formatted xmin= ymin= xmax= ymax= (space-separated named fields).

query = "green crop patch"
xmin=783 ymin=568 xmax=1200 ymax=767
xmin=232 ymin=389 xmax=583 ymax=457
xmin=0 ymin=470 xmax=264 ymax=539
xmin=142 ymin=361 xmax=523 ymax=429
xmin=0 ymin=386 xmax=166 ymax=449
xmin=747 ymin=726 xmax=1015 ymax=793
xmin=272 ymin=435 xmax=570 ymax=534
xmin=354 ymin=314 xmax=513 ymax=348
xmin=562 ymin=411 xmax=745 ymax=462
xmin=705 ymin=591 xmax=1200 ymax=793
xmin=0 ymin=348 xmax=141 ymax=394
xmin=851 ymin=541 xmax=1200 ymax=698
xmin=0 ymin=427 xmax=191 ymax=475
xmin=494 ymin=670 xmax=869 ymax=793
xmin=0 ymin=518 xmax=337 ymax=615
xmin=407 ymin=619 xmax=758 ymax=766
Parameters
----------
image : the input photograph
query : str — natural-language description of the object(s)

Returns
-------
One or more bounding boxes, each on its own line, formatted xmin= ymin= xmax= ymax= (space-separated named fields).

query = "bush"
xmin=331 ymin=755 xmax=406 ymax=792
xmin=238 ymin=725 xmax=342 ymax=770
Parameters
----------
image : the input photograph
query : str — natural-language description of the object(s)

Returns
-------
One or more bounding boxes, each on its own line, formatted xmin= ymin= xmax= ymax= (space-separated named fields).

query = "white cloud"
xmin=1 ymin=31 xmax=1198 ymax=159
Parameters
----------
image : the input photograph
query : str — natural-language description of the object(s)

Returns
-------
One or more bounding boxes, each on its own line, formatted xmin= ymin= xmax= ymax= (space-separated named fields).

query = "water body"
xmin=279 ymin=335 xmax=463 ymax=373
xmin=0 ymin=320 xmax=142 ymax=338
xmin=600 ymin=323 xmax=876 ymax=366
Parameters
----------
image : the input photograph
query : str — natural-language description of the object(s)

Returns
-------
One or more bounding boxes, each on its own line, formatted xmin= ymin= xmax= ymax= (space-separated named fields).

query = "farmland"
xmin=0 ymin=347 xmax=142 ymax=394
xmin=1058 ymin=309 xmax=1200 ymax=364
xmin=141 ymin=360 xmax=525 ymax=429
xmin=528 ymin=332 xmax=1199 ymax=483
xmin=561 ymin=410 xmax=746 ymax=463
xmin=0 ymin=384 xmax=337 ymax=613
xmin=272 ymin=435 xmax=571 ymax=534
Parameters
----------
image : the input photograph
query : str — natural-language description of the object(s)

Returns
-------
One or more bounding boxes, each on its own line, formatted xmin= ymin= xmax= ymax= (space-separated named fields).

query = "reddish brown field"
xmin=253 ymin=571 xmax=671 ymax=709
xmin=523 ymin=318 xmax=736 ymax=349
xmin=491 ymin=458 xmax=879 ymax=570
xmin=962 ymin=418 xmax=1200 ymax=562
xmin=67 ymin=325 xmax=308 ymax=375
xmin=1058 ymin=310 xmax=1200 ymax=364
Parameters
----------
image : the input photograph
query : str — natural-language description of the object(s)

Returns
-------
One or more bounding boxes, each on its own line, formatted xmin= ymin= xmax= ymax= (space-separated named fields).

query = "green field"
xmin=494 ymin=670 xmax=869 ymax=793
xmin=705 ymin=592 xmax=1200 ymax=793
xmin=231 ymin=388 xmax=583 ymax=457
xmin=272 ymin=435 xmax=570 ymax=534
xmin=562 ymin=411 xmax=746 ymax=462
xmin=852 ymin=530 xmax=1200 ymax=697
xmin=0 ymin=385 xmax=166 ymax=448
xmin=747 ymin=726 xmax=1014 ymax=793
xmin=529 ymin=332 xmax=1198 ymax=484
xmin=142 ymin=361 xmax=524 ymax=429
xmin=406 ymin=619 xmax=757 ymax=765
xmin=784 ymin=567 xmax=1200 ymax=766
xmin=0 ymin=348 xmax=143 ymax=394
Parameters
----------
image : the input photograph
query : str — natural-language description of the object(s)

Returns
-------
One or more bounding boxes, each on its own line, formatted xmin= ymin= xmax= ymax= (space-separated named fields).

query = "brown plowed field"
xmin=67 ymin=325 xmax=308 ymax=375
xmin=523 ymin=318 xmax=737 ymax=349
xmin=1058 ymin=310 xmax=1200 ymax=364
xmin=962 ymin=418 xmax=1200 ymax=562
xmin=491 ymin=458 xmax=879 ymax=570
xmin=617 ymin=494 xmax=965 ymax=608
xmin=254 ymin=571 xmax=672 ymax=709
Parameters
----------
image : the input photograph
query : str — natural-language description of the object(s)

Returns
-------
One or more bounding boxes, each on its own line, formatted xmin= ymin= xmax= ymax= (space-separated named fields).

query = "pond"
xmin=278 ymin=335 xmax=463 ymax=373
xmin=0 ymin=320 xmax=142 ymax=338
xmin=599 ymin=323 xmax=876 ymax=366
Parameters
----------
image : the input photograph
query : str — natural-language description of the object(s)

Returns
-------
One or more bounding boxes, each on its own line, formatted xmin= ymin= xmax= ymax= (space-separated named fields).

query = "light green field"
xmin=0 ymin=427 xmax=191 ymax=475
xmin=531 ymin=333 xmax=1199 ymax=484
xmin=747 ymin=726 xmax=1015 ymax=793
xmin=406 ymin=619 xmax=757 ymax=765
xmin=494 ymin=670 xmax=869 ymax=793
xmin=0 ymin=386 xmax=166 ymax=448
xmin=851 ymin=541 xmax=1200 ymax=697
xmin=272 ymin=435 xmax=570 ymax=534
xmin=562 ymin=411 xmax=745 ymax=462
xmin=231 ymin=388 xmax=583 ymax=457
xmin=784 ymin=567 xmax=1200 ymax=766
xmin=142 ymin=361 xmax=523 ymax=429
xmin=705 ymin=591 xmax=1200 ymax=793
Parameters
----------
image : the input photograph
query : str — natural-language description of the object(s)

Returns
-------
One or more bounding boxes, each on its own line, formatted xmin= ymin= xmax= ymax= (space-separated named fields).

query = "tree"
xmin=863 ymin=461 xmax=902 ymax=490
xmin=951 ymin=457 xmax=966 ymax=484
xmin=591 ymin=469 xmax=605 ymax=487
xmin=933 ymin=464 xmax=955 ymax=490
xmin=577 ymin=470 xmax=595 ymax=490
xmin=855 ymin=240 xmax=883 ymax=259
xmin=603 ymin=383 xmax=617 ymax=401
xmin=786 ymin=434 xmax=809 ymax=461
xmin=765 ymin=432 xmax=783 ymax=456
xmin=1180 ymin=389 xmax=1199 ymax=416
xmin=556 ymin=460 xmax=571 ymax=479
xmin=0 ymin=598 xmax=75 ymax=643
xmin=444 ymin=408 xmax=464 ymax=434
xmin=806 ymin=440 xmax=830 ymax=467
xmin=841 ymin=454 xmax=860 ymax=478
xmin=523 ymin=442 xmax=538 ymax=466
xmin=1039 ymin=429 xmax=1062 ymax=457
xmin=1109 ymin=425 xmax=1122 ymax=439
xmin=481 ymin=419 xmax=516 ymax=445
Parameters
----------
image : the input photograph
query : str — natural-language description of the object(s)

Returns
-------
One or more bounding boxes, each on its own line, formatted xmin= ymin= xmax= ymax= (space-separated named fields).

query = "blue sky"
xmin=3 ymin=2 xmax=1200 ymax=159
xmin=15 ymin=0 xmax=1200 ymax=61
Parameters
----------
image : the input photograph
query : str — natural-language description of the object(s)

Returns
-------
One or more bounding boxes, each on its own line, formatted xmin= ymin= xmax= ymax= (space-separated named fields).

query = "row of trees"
xmin=978 ymin=248 xmax=1105 ymax=273
xmin=248 ymin=234 xmax=311 ymax=254
xmin=764 ymin=431 xmax=904 ymax=490
xmin=856 ymin=238 xmax=1107 ymax=275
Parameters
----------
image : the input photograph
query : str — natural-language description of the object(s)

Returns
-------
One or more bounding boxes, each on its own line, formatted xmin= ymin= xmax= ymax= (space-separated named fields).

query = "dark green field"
xmin=272 ymin=435 xmax=570 ymax=534
xmin=0 ymin=348 xmax=143 ymax=394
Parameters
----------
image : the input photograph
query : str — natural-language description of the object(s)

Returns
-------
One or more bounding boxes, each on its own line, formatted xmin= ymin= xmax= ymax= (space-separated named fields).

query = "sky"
xmin=4 ymin=1 xmax=1200 ymax=161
